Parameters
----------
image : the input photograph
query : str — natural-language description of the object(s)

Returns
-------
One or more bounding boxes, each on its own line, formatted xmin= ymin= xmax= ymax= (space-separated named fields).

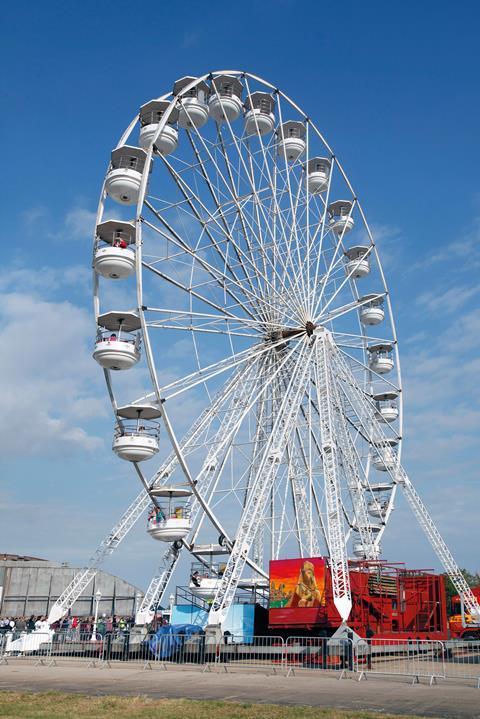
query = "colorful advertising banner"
xmin=269 ymin=557 xmax=327 ymax=626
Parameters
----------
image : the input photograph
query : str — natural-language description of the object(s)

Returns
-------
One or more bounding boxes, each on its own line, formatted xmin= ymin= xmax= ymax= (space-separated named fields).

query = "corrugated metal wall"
xmin=0 ymin=561 xmax=144 ymax=618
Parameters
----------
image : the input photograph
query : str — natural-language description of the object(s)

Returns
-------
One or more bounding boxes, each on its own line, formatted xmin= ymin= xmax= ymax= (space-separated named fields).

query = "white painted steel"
xmin=93 ymin=339 xmax=140 ymax=370
xmin=87 ymin=69 xmax=418 ymax=631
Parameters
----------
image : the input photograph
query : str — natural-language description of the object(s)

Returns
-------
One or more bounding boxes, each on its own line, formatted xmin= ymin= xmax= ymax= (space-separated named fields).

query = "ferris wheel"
xmin=48 ymin=71 xmax=480 ymax=629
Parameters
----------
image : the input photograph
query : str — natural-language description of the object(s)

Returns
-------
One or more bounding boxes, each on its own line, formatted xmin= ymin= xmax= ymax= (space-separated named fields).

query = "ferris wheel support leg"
xmin=329 ymin=367 xmax=376 ymax=559
xmin=332 ymin=342 xmax=480 ymax=622
xmin=207 ymin=341 xmax=313 ymax=626
xmin=313 ymin=332 xmax=352 ymax=623
xmin=396 ymin=471 xmax=480 ymax=622
xmin=137 ymin=357 xmax=272 ymax=626
xmin=47 ymin=488 xmax=152 ymax=625
xmin=47 ymin=373 xmax=246 ymax=626
xmin=135 ymin=545 xmax=180 ymax=625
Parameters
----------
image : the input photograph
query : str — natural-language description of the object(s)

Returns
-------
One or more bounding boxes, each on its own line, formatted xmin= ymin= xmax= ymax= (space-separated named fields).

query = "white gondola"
xmin=93 ymin=311 xmax=141 ymax=370
xmin=368 ymin=342 xmax=394 ymax=375
xmin=147 ymin=487 xmax=192 ymax=541
xmin=353 ymin=541 xmax=382 ymax=560
xmin=307 ymin=157 xmax=331 ymax=194
xmin=209 ymin=75 xmax=243 ymax=123
xmin=345 ymin=246 xmax=370 ymax=278
xmin=374 ymin=391 xmax=399 ymax=423
xmin=328 ymin=200 xmax=354 ymax=235
xmin=104 ymin=146 xmax=147 ymax=206
xmin=244 ymin=91 xmax=275 ymax=135
xmin=368 ymin=499 xmax=388 ymax=518
xmin=188 ymin=545 xmax=228 ymax=598
xmin=372 ymin=439 xmax=398 ymax=472
xmin=277 ymin=121 xmax=306 ymax=162
xmin=359 ymin=294 xmax=385 ymax=326
xmin=93 ymin=220 xmax=135 ymax=280
xmin=139 ymin=100 xmax=179 ymax=156
xmin=353 ymin=541 xmax=365 ymax=558
xmin=174 ymin=76 xmax=210 ymax=129
xmin=113 ymin=404 xmax=161 ymax=462
xmin=370 ymin=482 xmax=395 ymax=493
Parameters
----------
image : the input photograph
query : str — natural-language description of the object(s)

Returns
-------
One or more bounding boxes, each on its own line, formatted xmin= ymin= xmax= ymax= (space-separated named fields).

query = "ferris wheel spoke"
xmin=187 ymin=123 xmax=306 ymax=323
xmin=183 ymin=126 xmax=268 ymax=295
xmin=318 ymin=291 xmax=386 ymax=328
xmin=275 ymin=94 xmax=310 ymax=315
xmin=309 ymin=157 xmax=336 ymax=314
xmin=161 ymin=158 xmax=301 ymax=327
xmin=214 ymin=120 xmax=308 ymax=322
xmin=311 ymin=199 xmax=357 ymax=320
xmin=161 ymin=333 xmax=304 ymax=401
xmin=142 ymin=206 xmax=260 ymax=322
xmin=159 ymin=152 xmax=272 ymax=322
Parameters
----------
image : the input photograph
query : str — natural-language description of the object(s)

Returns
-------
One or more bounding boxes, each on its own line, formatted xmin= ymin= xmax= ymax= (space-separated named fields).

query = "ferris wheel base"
xmin=204 ymin=622 xmax=224 ymax=642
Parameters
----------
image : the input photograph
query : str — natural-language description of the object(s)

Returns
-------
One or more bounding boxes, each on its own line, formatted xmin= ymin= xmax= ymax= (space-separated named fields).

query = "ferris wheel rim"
xmin=93 ymin=69 xmax=403 ymax=574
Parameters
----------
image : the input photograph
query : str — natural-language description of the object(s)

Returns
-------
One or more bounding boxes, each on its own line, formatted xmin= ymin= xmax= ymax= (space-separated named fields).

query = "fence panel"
xmin=354 ymin=639 xmax=445 ymax=684
xmin=0 ymin=632 xmax=53 ymax=665
xmin=215 ymin=636 xmax=285 ymax=674
xmin=443 ymin=640 xmax=480 ymax=686
xmin=285 ymin=637 xmax=353 ymax=677
xmin=140 ymin=633 xmax=217 ymax=671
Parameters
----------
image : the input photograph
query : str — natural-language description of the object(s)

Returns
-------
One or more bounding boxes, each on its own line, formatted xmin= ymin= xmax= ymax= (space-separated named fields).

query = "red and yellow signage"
xmin=269 ymin=557 xmax=327 ymax=626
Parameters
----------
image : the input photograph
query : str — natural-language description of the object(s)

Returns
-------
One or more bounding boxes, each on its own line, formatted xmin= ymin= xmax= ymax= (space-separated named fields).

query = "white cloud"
xmin=0 ymin=289 xmax=105 ymax=456
xmin=416 ymin=283 xmax=480 ymax=315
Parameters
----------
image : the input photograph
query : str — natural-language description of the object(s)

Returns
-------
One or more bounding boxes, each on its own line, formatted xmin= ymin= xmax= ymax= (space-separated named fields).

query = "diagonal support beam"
xmin=313 ymin=331 xmax=352 ymax=622
xmin=208 ymin=339 xmax=314 ymax=625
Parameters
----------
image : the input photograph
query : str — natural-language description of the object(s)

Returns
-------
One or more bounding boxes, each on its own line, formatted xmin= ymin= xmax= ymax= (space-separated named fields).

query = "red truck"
xmin=449 ymin=586 xmax=480 ymax=639
xmin=269 ymin=556 xmax=448 ymax=640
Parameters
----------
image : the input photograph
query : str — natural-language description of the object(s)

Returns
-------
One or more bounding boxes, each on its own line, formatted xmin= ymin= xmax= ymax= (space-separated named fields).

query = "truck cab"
xmin=449 ymin=586 xmax=480 ymax=639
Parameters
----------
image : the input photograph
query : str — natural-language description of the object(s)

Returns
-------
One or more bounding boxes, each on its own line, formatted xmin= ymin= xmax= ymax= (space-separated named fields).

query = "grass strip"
xmin=0 ymin=691 xmax=433 ymax=719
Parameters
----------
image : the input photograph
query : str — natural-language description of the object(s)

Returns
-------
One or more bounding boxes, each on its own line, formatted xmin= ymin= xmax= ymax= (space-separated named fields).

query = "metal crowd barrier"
xmin=215 ymin=635 xmax=284 ymax=674
xmin=354 ymin=639 xmax=446 ymax=685
xmin=0 ymin=632 xmax=53 ymax=665
xmin=443 ymin=640 xmax=480 ymax=687
xmin=1 ymin=629 xmax=478 ymax=687
xmin=285 ymin=636 xmax=353 ymax=678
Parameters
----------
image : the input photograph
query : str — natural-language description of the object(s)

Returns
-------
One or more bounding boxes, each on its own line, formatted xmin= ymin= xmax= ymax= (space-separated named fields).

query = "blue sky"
xmin=1 ymin=0 xmax=479 ymax=590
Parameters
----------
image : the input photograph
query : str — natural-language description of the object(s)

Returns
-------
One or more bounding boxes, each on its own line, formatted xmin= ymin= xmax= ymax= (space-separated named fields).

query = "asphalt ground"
xmin=0 ymin=662 xmax=479 ymax=718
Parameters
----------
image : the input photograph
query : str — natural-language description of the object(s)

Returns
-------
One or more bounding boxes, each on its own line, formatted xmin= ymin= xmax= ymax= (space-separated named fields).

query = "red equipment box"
xmin=269 ymin=556 xmax=447 ymax=639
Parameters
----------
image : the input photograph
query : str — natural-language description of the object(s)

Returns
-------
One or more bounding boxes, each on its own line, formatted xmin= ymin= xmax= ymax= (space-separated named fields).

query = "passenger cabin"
xmin=277 ymin=121 xmax=306 ymax=162
xmin=209 ymin=74 xmax=243 ymax=123
xmin=188 ymin=544 xmax=229 ymax=599
xmin=328 ymin=200 xmax=354 ymax=235
xmin=244 ymin=91 xmax=275 ymax=136
xmin=373 ymin=391 xmax=399 ymax=423
xmin=372 ymin=439 xmax=398 ymax=472
xmin=147 ymin=487 xmax=192 ymax=541
xmin=113 ymin=403 xmax=161 ymax=463
xmin=93 ymin=311 xmax=141 ymax=370
xmin=173 ymin=76 xmax=210 ymax=129
xmin=93 ymin=220 xmax=136 ymax=280
xmin=105 ymin=146 xmax=147 ymax=206
xmin=368 ymin=343 xmax=394 ymax=375
xmin=359 ymin=294 xmax=385 ymax=326
xmin=307 ymin=157 xmax=331 ymax=194
xmin=345 ymin=246 xmax=370 ymax=278
xmin=139 ymin=100 xmax=179 ymax=155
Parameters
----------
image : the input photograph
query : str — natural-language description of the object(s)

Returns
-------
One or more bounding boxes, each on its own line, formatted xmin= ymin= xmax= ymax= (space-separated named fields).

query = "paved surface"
xmin=0 ymin=661 xmax=479 ymax=718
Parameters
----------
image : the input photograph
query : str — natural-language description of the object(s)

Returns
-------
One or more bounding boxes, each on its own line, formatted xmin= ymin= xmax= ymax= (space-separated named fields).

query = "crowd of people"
xmin=0 ymin=614 xmax=141 ymax=639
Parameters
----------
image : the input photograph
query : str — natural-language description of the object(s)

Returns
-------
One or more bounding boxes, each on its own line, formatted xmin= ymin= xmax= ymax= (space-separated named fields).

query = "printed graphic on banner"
xmin=269 ymin=557 xmax=327 ymax=626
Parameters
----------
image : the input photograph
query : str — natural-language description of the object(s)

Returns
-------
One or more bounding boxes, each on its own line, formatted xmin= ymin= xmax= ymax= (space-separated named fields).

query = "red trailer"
xmin=269 ymin=556 xmax=448 ymax=639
